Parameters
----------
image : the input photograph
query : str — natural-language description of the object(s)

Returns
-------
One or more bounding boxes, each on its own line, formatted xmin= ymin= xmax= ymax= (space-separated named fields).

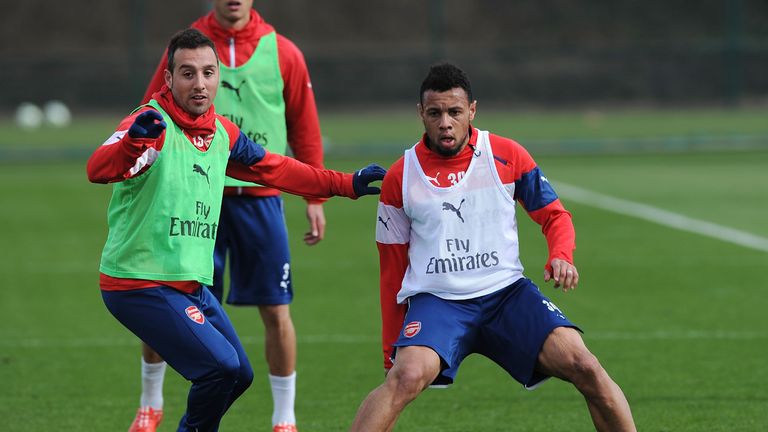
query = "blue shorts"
xmin=212 ymin=195 xmax=292 ymax=305
xmin=393 ymin=278 xmax=580 ymax=388
xmin=102 ymin=285 xmax=253 ymax=430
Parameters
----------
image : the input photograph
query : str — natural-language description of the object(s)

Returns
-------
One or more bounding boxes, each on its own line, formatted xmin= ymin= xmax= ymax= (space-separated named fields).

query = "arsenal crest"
xmin=403 ymin=321 xmax=421 ymax=338
xmin=185 ymin=306 xmax=205 ymax=325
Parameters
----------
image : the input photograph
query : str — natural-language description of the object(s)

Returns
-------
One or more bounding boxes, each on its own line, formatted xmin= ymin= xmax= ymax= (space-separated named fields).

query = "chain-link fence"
xmin=3 ymin=0 xmax=767 ymax=110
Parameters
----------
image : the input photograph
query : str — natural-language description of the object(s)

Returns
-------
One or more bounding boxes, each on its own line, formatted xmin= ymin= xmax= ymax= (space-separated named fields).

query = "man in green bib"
xmin=87 ymin=28 xmax=383 ymax=432
xmin=137 ymin=3 xmax=329 ymax=430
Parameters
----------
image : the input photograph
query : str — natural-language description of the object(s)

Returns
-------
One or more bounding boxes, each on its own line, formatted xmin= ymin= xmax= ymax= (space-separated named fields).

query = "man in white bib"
xmin=350 ymin=63 xmax=636 ymax=431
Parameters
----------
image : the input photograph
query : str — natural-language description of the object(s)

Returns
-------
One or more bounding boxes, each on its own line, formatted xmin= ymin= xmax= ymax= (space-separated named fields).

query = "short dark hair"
xmin=166 ymin=28 xmax=218 ymax=72
xmin=419 ymin=63 xmax=473 ymax=103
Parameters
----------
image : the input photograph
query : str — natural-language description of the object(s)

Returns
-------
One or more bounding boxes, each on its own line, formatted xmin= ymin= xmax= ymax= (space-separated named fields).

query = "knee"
xmin=237 ymin=358 xmax=254 ymax=390
xmin=217 ymin=352 xmax=251 ymax=382
xmin=212 ymin=353 xmax=253 ymax=398
xmin=259 ymin=305 xmax=292 ymax=329
xmin=569 ymin=351 xmax=603 ymax=380
xmin=233 ymin=360 xmax=254 ymax=396
xmin=563 ymin=351 xmax=610 ymax=395
xmin=541 ymin=329 xmax=603 ymax=383
xmin=387 ymin=364 xmax=434 ymax=399
xmin=217 ymin=354 xmax=242 ymax=382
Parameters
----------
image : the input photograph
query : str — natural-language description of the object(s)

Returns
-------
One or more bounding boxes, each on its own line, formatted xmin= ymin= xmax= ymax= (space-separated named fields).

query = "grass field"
xmin=1 ymin=109 xmax=767 ymax=431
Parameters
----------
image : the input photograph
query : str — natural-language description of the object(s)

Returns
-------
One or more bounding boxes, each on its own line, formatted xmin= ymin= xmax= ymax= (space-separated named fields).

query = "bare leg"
xmin=537 ymin=327 xmax=636 ymax=432
xmin=350 ymin=346 xmax=441 ymax=432
xmin=142 ymin=342 xmax=164 ymax=363
xmin=258 ymin=304 xmax=297 ymax=375
xmin=259 ymin=304 xmax=297 ymax=426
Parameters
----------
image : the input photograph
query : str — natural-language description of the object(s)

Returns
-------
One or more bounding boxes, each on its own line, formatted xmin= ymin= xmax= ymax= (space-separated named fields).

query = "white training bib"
xmin=399 ymin=130 xmax=524 ymax=302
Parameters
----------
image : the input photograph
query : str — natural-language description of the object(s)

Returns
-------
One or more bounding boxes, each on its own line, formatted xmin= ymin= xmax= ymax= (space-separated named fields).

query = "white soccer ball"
xmin=15 ymin=102 xmax=44 ymax=129
xmin=43 ymin=100 xmax=72 ymax=127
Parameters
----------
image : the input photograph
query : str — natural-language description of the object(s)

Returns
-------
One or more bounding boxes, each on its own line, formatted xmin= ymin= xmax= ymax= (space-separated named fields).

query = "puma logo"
xmin=378 ymin=216 xmax=391 ymax=231
xmin=425 ymin=171 xmax=440 ymax=186
xmin=442 ymin=198 xmax=465 ymax=223
xmin=192 ymin=164 xmax=210 ymax=185
xmin=221 ymin=80 xmax=245 ymax=101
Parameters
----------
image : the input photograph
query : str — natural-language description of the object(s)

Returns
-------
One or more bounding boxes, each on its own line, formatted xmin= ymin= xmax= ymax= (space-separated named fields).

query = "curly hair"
xmin=419 ymin=63 xmax=473 ymax=103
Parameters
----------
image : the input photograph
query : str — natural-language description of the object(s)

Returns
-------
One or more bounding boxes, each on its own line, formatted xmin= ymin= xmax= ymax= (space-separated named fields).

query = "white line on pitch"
xmin=0 ymin=334 xmax=377 ymax=349
xmin=555 ymin=182 xmax=768 ymax=253
xmin=587 ymin=330 xmax=768 ymax=340
xmin=2 ymin=331 xmax=766 ymax=349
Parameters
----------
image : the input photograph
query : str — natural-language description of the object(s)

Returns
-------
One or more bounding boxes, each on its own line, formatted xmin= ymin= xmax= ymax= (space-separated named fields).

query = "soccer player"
xmin=349 ymin=63 xmax=636 ymax=431
xmin=87 ymin=28 xmax=384 ymax=432
xmin=136 ymin=2 xmax=327 ymax=431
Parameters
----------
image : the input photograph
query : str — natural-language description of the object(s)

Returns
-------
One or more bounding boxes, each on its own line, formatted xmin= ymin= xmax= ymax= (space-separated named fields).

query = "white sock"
xmin=269 ymin=372 xmax=296 ymax=426
xmin=140 ymin=358 xmax=166 ymax=410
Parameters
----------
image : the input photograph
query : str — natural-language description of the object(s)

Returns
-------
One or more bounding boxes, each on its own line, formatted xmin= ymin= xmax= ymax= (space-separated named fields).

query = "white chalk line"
xmin=555 ymin=182 xmax=768 ymax=253
xmin=3 ymin=185 xmax=765 ymax=350
xmin=2 ymin=330 xmax=765 ymax=349
xmin=0 ymin=334 xmax=376 ymax=349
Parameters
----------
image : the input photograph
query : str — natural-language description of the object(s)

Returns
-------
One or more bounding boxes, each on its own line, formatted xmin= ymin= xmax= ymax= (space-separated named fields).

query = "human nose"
xmin=438 ymin=112 xmax=452 ymax=129
xmin=193 ymin=72 xmax=206 ymax=90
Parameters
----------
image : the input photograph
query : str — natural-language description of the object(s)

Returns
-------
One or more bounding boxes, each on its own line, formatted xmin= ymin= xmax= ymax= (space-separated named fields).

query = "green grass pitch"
xmin=1 ymin=109 xmax=767 ymax=430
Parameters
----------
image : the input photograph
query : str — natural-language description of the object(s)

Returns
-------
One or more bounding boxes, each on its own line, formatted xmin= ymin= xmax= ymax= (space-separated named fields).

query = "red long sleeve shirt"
xmin=141 ymin=9 xmax=325 ymax=202
xmin=377 ymin=128 xmax=575 ymax=368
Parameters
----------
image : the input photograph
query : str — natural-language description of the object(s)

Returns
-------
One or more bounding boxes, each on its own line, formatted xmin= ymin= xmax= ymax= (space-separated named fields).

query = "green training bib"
xmin=217 ymin=31 xmax=287 ymax=187
xmin=99 ymin=100 xmax=230 ymax=285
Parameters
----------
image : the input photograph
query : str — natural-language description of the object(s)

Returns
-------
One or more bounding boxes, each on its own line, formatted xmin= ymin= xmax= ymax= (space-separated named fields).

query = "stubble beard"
xmin=427 ymin=135 xmax=468 ymax=157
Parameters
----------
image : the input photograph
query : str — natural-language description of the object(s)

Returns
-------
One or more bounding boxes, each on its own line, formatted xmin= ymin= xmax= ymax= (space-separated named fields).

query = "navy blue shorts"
xmin=212 ymin=195 xmax=292 ymax=305
xmin=393 ymin=278 xmax=580 ymax=388
xmin=102 ymin=286 xmax=252 ymax=384
xmin=102 ymin=285 xmax=253 ymax=430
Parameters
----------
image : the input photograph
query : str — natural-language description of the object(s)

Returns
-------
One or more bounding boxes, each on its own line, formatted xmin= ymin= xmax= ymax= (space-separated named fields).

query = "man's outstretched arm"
xmin=225 ymin=131 xmax=384 ymax=199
